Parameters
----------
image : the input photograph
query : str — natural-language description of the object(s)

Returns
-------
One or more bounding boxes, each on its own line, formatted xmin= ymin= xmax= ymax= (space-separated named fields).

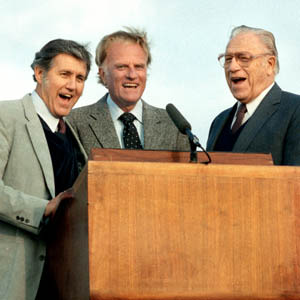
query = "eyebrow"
xmin=225 ymin=51 xmax=253 ymax=55
xmin=60 ymin=69 xmax=87 ymax=79
xmin=77 ymin=73 xmax=86 ymax=79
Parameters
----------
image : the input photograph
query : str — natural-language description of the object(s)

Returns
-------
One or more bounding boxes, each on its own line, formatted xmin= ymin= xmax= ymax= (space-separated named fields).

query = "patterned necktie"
xmin=119 ymin=112 xmax=143 ymax=149
xmin=57 ymin=118 xmax=66 ymax=134
xmin=232 ymin=104 xmax=247 ymax=134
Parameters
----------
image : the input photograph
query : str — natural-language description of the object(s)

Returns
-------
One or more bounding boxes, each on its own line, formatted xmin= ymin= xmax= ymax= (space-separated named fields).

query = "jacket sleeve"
xmin=0 ymin=112 xmax=48 ymax=235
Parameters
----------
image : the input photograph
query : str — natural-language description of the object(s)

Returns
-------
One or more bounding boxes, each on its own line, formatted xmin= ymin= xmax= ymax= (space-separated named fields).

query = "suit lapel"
xmin=22 ymin=95 xmax=55 ymax=198
xmin=233 ymin=83 xmax=281 ymax=151
xmin=206 ymin=106 xmax=234 ymax=150
xmin=143 ymin=101 xmax=166 ymax=149
xmin=65 ymin=119 xmax=88 ymax=161
xmin=88 ymin=95 xmax=121 ymax=148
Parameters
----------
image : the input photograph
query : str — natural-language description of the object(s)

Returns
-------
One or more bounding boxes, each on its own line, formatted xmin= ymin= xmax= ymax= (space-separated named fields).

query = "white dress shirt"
xmin=31 ymin=90 xmax=61 ymax=133
xmin=231 ymin=82 xmax=275 ymax=128
xmin=107 ymin=94 xmax=144 ymax=148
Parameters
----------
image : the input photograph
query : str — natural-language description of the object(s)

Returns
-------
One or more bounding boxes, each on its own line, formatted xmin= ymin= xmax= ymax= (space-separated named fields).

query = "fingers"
xmin=44 ymin=189 xmax=75 ymax=218
xmin=58 ymin=188 xmax=75 ymax=201
xmin=44 ymin=201 xmax=56 ymax=218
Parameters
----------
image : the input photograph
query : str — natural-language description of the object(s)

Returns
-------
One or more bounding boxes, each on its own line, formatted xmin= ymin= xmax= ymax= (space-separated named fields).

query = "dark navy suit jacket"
xmin=206 ymin=83 xmax=300 ymax=165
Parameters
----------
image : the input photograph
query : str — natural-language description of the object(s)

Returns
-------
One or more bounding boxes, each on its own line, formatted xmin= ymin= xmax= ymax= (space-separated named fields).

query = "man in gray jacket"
xmin=0 ymin=39 xmax=91 ymax=300
xmin=68 ymin=28 xmax=189 ymax=155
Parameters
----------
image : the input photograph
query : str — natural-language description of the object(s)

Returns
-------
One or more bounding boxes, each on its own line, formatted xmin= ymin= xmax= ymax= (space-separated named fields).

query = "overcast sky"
xmin=1 ymin=0 xmax=300 ymax=145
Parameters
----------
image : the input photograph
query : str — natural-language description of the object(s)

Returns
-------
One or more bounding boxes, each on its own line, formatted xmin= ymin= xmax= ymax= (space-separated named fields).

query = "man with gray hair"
xmin=0 ymin=39 xmax=91 ymax=300
xmin=68 ymin=28 xmax=189 ymax=154
xmin=206 ymin=25 xmax=300 ymax=165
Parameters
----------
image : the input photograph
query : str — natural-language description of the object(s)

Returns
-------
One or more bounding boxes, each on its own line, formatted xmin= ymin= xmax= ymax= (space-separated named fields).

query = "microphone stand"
xmin=165 ymin=103 xmax=212 ymax=164
xmin=186 ymin=129 xmax=212 ymax=164
xmin=187 ymin=131 xmax=198 ymax=163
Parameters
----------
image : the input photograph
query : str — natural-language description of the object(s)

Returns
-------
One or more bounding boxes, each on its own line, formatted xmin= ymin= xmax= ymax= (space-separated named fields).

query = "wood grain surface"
xmin=89 ymin=148 xmax=273 ymax=165
xmin=86 ymin=161 xmax=300 ymax=300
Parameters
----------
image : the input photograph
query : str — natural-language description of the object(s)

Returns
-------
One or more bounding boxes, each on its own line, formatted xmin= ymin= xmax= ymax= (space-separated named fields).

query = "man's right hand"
xmin=44 ymin=188 xmax=74 ymax=219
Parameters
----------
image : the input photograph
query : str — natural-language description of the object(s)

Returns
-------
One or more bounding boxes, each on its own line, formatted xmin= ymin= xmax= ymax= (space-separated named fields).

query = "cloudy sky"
xmin=1 ymin=0 xmax=300 ymax=145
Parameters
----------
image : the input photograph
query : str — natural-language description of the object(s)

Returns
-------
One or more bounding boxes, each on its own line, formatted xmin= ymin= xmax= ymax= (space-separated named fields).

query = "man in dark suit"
xmin=0 ymin=39 xmax=91 ymax=300
xmin=68 ymin=28 xmax=189 ymax=155
xmin=206 ymin=25 xmax=300 ymax=165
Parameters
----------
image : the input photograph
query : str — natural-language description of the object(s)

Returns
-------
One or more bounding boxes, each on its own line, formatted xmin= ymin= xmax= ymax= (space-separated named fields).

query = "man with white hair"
xmin=207 ymin=25 xmax=300 ymax=165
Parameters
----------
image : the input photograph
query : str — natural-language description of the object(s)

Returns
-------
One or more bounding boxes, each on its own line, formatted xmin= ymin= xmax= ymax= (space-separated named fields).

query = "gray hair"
xmin=31 ymin=39 xmax=92 ymax=82
xmin=229 ymin=25 xmax=279 ymax=74
xmin=95 ymin=27 xmax=151 ymax=85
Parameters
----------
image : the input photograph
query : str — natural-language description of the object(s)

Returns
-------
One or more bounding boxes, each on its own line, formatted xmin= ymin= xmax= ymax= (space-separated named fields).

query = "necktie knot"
xmin=238 ymin=103 xmax=247 ymax=114
xmin=119 ymin=112 xmax=136 ymax=125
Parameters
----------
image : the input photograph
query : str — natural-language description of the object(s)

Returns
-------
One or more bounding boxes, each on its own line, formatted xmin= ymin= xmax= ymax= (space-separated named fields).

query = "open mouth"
xmin=123 ymin=83 xmax=138 ymax=88
xmin=59 ymin=93 xmax=73 ymax=100
xmin=231 ymin=77 xmax=246 ymax=84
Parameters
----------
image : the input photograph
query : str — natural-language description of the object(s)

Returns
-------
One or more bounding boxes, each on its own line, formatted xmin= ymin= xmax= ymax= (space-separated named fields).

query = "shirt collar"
xmin=107 ymin=94 xmax=143 ymax=123
xmin=237 ymin=82 xmax=275 ymax=117
xmin=31 ymin=90 xmax=61 ymax=133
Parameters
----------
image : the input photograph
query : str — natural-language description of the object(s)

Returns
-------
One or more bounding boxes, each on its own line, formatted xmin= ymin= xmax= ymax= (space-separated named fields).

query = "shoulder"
xmin=0 ymin=98 xmax=23 ymax=111
xmin=70 ymin=95 xmax=107 ymax=118
xmin=0 ymin=96 xmax=33 ymax=147
xmin=281 ymin=89 xmax=300 ymax=104
xmin=0 ymin=95 xmax=30 ymax=123
xmin=207 ymin=106 xmax=234 ymax=137
xmin=268 ymin=83 xmax=300 ymax=108
xmin=142 ymin=100 xmax=172 ymax=121
xmin=212 ymin=106 xmax=233 ymax=123
xmin=274 ymin=86 xmax=300 ymax=119
xmin=70 ymin=101 xmax=99 ymax=116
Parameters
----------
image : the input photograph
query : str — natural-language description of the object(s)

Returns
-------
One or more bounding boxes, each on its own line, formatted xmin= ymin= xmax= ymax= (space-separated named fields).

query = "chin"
xmin=232 ymin=92 xmax=247 ymax=101
xmin=235 ymin=97 xmax=251 ymax=104
xmin=123 ymin=97 xmax=140 ymax=104
xmin=57 ymin=109 xmax=71 ymax=117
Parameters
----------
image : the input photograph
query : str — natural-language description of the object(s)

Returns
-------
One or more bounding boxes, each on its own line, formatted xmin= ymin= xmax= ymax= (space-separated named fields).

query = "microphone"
xmin=166 ymin=103 xmax=211 ymax=164
xmin=166 ymin=103 xmax=200 ymax=147
xmin=166 ymin=103 xmax=191 ymax=135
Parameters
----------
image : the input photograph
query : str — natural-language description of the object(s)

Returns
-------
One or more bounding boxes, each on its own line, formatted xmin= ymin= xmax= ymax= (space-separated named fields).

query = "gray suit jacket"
xmin=0 ymin=94 xmax=87 ymax=300
xmin=206 ymin=83 xmax=300 ymax=165
xmin=68 ymin=94 xmax=190 ymax=155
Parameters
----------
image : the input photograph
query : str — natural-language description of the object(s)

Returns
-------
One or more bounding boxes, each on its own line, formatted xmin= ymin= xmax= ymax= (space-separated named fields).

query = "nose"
xmin=227 ymin=56 xmax=241 ymax=72
xmin=65 ymin=76 xmax=76 ymax=90
xmin=126 ymin=66 xmax=138 ymax=79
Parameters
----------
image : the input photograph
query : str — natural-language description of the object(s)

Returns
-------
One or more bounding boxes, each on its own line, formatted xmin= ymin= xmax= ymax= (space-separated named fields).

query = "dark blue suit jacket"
xmin=206 ymin=83 xmax=300 ymax=165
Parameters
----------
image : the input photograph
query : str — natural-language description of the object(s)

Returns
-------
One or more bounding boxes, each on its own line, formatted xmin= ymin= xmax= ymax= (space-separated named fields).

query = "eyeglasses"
xmin=218 ymin=52 xmax=272 ymax=68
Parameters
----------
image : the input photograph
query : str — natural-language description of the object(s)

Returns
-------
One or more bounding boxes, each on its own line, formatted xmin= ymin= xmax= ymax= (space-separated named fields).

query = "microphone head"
xmin=166 ymin=103 xmax=191 ymax=135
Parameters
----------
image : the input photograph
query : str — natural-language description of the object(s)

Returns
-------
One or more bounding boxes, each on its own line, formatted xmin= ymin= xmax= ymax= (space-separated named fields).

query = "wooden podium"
xmin=48 ymin=150 xmax=300 ymax=300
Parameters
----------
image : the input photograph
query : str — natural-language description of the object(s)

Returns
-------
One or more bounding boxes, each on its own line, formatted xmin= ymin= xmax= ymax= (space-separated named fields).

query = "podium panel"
xmin=48 ymin=152 xmax=300 ymax=299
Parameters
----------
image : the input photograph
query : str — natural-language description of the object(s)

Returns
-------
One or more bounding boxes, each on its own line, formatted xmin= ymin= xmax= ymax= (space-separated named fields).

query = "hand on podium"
xmin=44 ymin=188 xmax=74 ymax=219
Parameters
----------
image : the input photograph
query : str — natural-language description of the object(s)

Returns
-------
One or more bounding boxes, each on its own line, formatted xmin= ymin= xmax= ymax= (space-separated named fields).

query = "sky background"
xmin=1 ymin=0 xmax=300 ymax=146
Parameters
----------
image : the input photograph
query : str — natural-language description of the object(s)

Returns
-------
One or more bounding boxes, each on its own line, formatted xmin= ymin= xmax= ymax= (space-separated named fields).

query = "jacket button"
xmin=25 ymin=219 xmax=30 ymax=223
xmin=20 ymin=217 xmax=25 ymax=222
xmin=16 ymin=216 xmax=20 ymax=220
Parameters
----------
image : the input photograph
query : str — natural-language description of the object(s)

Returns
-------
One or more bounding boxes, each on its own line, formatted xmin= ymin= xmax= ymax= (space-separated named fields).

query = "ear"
xmin=266 ymin=55 xmax=276 ymax=76
xmin=34 ymin=66 xmax=45 ymax=84
xmin=98 ymin=67 xmax=107 ymax=86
